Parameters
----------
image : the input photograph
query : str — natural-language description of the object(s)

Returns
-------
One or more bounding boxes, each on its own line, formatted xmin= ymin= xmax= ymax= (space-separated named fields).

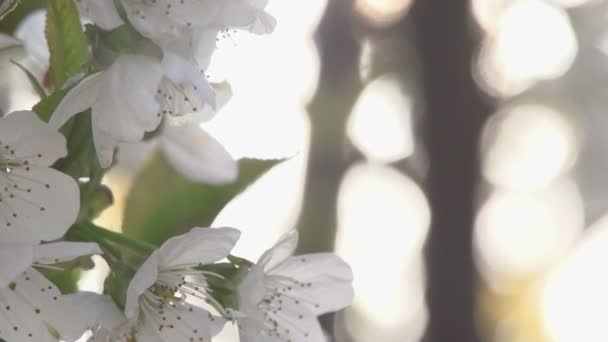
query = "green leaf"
xmin=123 ymin=153 xmax=281 ymax=245
xmin=0 ymin=0 xmax=20 ymax=21
xmin=32 ymin=88 xmax=66 ymax=122
xmin=86 ymin=23 xmax=162 ymax=67
xmin=45 ymin=0 xmax=88 ymax=89
xmin=10 ymin=59 xmax=46 ymax=98
xmin=39 ymin=266 xmax=81 ymax=294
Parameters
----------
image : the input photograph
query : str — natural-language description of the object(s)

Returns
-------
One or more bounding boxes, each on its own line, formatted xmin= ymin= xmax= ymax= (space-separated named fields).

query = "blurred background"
xmin=5 ymin=0 xmax=608 ymax=341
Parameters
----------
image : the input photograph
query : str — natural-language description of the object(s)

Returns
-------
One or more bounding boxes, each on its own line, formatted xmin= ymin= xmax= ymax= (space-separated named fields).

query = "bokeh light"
xmin=475 ymin=178 xmax=584 ymax=288
xmin=541 ymin=213 xmax=608 ymax=342
xmin=336 ymin=162 xmax=430 ymax=341
xmin=481 ymin=103 xmax=578 ymax=191
xmin=347 ymin=75 xmax=415 ymax=163
xmin=355 ymin=0 xmax=412 ymax=27
xmin=475 ymin=0 xmax=578 ymax=96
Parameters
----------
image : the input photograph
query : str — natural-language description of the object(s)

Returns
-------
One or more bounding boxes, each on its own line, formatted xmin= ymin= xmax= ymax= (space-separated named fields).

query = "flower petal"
xmin=75 ymin=0 xmax=124 ymax=30
xmin=140 ymin=301 xmax=226 ymax=341
xmin=0 ymin=243 xmax=33 ymax=287
xmin=15 ymin=10 xmax=48 ymax=72
xmin=0 ymin=268 xmax=90 ymax=341
xmin=91 ymin=123 xmax=118 ymax=168
xmin=239 ymin=307 xmax=326 ymax=342
xmin=161 ymin=123 xmax=237 ymax=184
xmin=161 ymin=52 xmax=216 ymax=111
xmin=65 ymin=292 xmax=127 ymax=335
xmin=125 ymin=251 xmax=160 ymax=319
xmin=0 ymin=167 xmax=80 ymax=243
xmin=49 ymin=72 xmax=101 ymax=130
xmin=93 ymin=55 xmax=163 ymax=141
xmin=258 ymin=230 xmax=298 ymax=270
xmin=268 ymin=253 xmax=354 ymax=315
xmin=33 ymin=242 xmax=101 ymax=264
xmin=157 ymin=227 xmax=241 ymax=269
xmin=0 ymin=110 xmax=67 ymax=166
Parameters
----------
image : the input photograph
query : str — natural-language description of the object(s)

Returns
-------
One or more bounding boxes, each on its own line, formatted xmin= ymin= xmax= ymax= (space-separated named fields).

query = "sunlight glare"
xmin=476 ymin=0 xmax=577 ymax=96
xmin=355 ymin=0 xmax=412 ymax=27
xmin=542 ymin=213 xmax=608 ymax=342
xmin=203 ymin=0 xmax=325 ymax=159
xmin=475 ymin=178 xmax=583 ymax=289
xmin=347 ymin=75 xmax=414 ymax=163
xmin=482 ymin=103 xmax=578 ymax=191
xmin=336 ymin=163 xmax=429 ymax=339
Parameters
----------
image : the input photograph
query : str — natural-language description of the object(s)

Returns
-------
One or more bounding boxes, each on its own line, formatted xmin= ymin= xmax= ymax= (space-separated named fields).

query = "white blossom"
xmin=49 ymin=54 xmax=164 ymax=167
xmin=236 ymin=231 xmax=354 ymax=342
xmin=160 ymin=80 xmax=237 ymax=184
xmin=0 ymin=241 xmax=101 ymax=341
xmin=65 ymin=292 xmax=133 ymax=341
xmin=124 ymin=227 xmax=241 ymax=341
xmin=120 ymin=0 xmax=276 ymax=64
xmin=74 ymin=0 xmax=124 ymax=31
xmin=0 ymin=111 xmax=80 ymax=243
xmin=49 ymin=51 xmax=229 ymax=169
xmin=157 ymin=52 xmax=217 ymax=124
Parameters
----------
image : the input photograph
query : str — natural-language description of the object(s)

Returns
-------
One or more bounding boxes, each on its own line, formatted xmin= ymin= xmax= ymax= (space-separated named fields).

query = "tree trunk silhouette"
xmin=409 ymin=1 xmax=492 ymax=341
xmin=296 ymin=0 xmax=361 ymax=254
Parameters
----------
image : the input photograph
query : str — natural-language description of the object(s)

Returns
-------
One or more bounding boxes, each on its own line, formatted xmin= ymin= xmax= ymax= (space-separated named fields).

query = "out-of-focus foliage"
xmin=123 ymin=153 xmax=281 ymax=245
xmin=0 ymin=0 xmax=44 ymax=33
xmin=45 ymin=0 xmax=88 ymax=90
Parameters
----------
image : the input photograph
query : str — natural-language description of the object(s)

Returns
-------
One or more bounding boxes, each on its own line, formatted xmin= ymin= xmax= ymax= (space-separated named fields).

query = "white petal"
xmin=64 ymin=292 xmax=125 ymax=332
xmin=33 ymin=242 xmax=101 ymax=264
xmin=0 ymin=167 xmax=80 ymax=243
xmin=14 ymin=10 xmax=48 ymax=71
xmin=75 ymin=0 xmax=124 ymax=30
xmin=49 ymin=72 xmax=101 ymax=129
xmin=139 ymin=301 xmax=225 ymax=341
xmin=239 ymin=307 xmax=326 ymax=342
xmin=161 ymin=52 xmax=216 ymax=110
xmin=124 ymin=251 xmax=160 ymax=319
xmin=91 ymin=124 xmax=118 ymax=168
xmin=93 ymin=55 xmax=163 ymax=141
xmin=0 ymin=268 xmax=89 ymax=341
xmin=236 ymin=265 xmax=266 ymax=334
xmin=219 ymin=0 xmax=276 ymax=34
xmin=157 ymin=227 xmax=241 ymax=269
xmin=258 ymin=230 xmax=299 ymax=270
xmin=192 ymin=28 xmax=221 ymax=69
xmin=0 ymin=33 xmax=24 ymax=63
xmin=268 ymin=253 xmax=354 ymax=315
xmin=136 ymin=325 xmax=164 ymax=342
xmin=0 ymin=33 xmax=20 ymax=50
xmin=161 ymin=123 xmax=237 ymax=184
xmin=0 ymin=110 xmax=67 ymax=166
xmin=0 ymin=243 xmax=33 ymax=287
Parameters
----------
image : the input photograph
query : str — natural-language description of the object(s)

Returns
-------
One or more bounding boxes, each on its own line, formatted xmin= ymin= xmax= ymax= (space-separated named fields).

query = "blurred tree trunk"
xmin=296 ymin=0 xmax=361 ymax=254
xmin=409 ymin=1 xmax=491 ymax=341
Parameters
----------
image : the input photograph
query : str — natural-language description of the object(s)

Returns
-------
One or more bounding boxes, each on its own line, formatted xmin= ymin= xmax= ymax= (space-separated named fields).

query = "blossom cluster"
xmin=0 ymin=0 xmax=354 ymax=341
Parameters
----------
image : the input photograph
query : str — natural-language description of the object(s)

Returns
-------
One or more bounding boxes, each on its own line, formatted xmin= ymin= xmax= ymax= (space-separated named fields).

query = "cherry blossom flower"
xmin=0 ymin=241 xmax=101 ymax=341
xmin=236 ymin=231 xmax=354 ymax=342
xmin=121 ymin=0 xmax=276 ymax=63
xmin=66 ymin=292 xmax=133 ymax=341
xmin=0 ymin=111 xmax=79 ymax=243
xmin=74 ymin=0 xmax=124 ymax=30
xmin=124 ymin=227 xmax=240 ymax=341
xmin=49 ymin=52 xmax=228 ymax=169
xmin=159 ymin=80 xmax=237 ymax=184
xmin=49 ymin=54 xmax=164 ymax=167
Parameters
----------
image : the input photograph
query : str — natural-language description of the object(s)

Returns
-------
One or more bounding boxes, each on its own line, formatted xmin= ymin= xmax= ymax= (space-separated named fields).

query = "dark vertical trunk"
xmin=296 ymin=0 xmax=361 ymax=254
xmin=409 ymin=1 xmax=491 ymax=341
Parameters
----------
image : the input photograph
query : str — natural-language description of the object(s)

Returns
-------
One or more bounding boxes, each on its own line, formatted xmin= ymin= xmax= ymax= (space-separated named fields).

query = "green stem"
xmin=227 ymin=254 xmax=253 ymax=268
xmin=80 ymin=222 xmax=158 ymax=255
